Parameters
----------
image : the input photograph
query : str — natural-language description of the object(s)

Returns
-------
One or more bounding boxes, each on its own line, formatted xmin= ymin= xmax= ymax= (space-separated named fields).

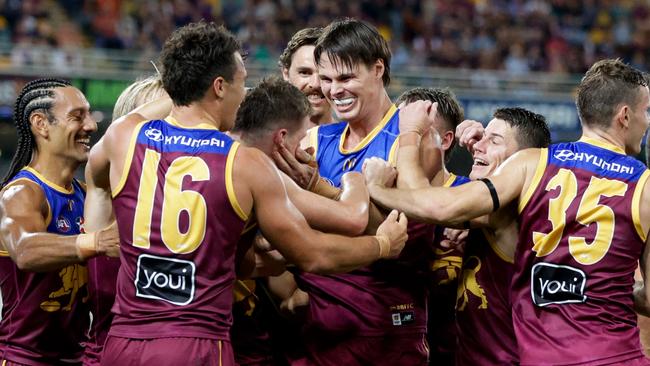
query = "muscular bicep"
xmin=235 ymin=148 xmax=314 ymax=264
xmin=84 ymin=138 xmax=114 ymax=232
xmin=285 ymin=174 xmax=365 ymax=235
xmin=0 ymin=183 xmax=48 ymax=259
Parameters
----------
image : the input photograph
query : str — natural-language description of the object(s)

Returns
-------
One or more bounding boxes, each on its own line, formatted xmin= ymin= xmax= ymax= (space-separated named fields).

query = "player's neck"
xmin=312 ymin=111 xmax=334 ymax=126
xmin=581 ymin=126 xmax=625 ymax=151
xmin=344 ymin=93 xmax=392 ymax=147
xmin=169 ymin=101 xmax=222 ymax=129
xmin=28 ymin=153 xmax=77 ymax=190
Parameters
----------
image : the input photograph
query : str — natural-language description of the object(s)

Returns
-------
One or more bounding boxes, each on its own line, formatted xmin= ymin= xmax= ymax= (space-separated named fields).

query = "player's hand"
xmin=272 ymin=144 xmax=318 ymax=190
xmin=281 ymin=288 xmax=310 ymax=315
xmin=362 ymin=157 xmax=396 ymax=188
xmin=440 ymin=228 xmax=469 ymax=252
xmin=376 ymin=210 xmax=408 ymax=258
xmin=398 ymin=100 xmax=438 ymax=136
xmin=456 ymin=119 xmax=485 ymax=153
xmin=96 ymin=221 xmax=120 ymax=257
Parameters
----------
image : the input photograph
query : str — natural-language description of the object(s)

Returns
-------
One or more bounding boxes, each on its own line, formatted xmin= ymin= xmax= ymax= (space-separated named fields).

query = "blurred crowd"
xmin=2 ymin=0 xmax=650 ymax=74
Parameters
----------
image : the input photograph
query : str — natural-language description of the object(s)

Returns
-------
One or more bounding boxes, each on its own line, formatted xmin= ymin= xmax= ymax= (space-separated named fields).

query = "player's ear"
xmin=272 ymin=128 xmax=288 ymax=146
xmin=213 ymin=76 xmax=226 ymax=99
xmin=373 ymin=59 xmax=385 ymax=82
xmin=281 ymin=67 xmax=290 ymax=81
xmin=29 ymin=111 xmax=50 ymax=139
xmin=616 ymin=104 xmax=630 ymax=129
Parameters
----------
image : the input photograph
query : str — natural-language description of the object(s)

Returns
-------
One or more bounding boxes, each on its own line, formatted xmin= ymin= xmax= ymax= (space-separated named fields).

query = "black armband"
xmin=479 ymin=178 xmax=500 ymax=212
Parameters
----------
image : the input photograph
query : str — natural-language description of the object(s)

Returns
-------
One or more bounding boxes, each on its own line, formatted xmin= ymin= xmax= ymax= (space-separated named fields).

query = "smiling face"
xmin=318 ymin=54 xmax=385 ymax=125
xmin=43 ymin=86 xmax=97 ymax=164
xmin=282 ymin=45 xmax=329 ymax=122
xmin=469 ymin=118 xmax=520 ymax=180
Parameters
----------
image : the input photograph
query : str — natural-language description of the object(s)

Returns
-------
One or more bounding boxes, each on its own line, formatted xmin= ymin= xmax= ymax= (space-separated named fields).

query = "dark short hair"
xmin=493 ymin=107 xmax=551 ymax=149
xmin=396 ymin=87 xmax=464 ymax=159
xmin=314 ymin=18 xmax=391 ymax=86
xmin=278 ymin=27 xmax=322 ymax=70
xmin=233 ymin=76 xmax=311 ymax=137
xmin=160 ymin=21 xmax=241 ymax=106
xmin=576 ymin=59 xmax=648 ymax=129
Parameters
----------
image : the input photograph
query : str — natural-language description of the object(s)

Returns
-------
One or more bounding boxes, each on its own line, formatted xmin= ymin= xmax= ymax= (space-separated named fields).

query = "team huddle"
xmin=0 ymin=17 xmax=648 ymax=366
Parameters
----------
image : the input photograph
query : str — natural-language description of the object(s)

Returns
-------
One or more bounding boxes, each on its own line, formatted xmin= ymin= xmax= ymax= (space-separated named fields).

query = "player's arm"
xmin=396 ymin=100 xmax=441 ymax=189
xmin=633 ymin=175 xmax=650 ymax=316
xmin=634 ymin=238 xmax=650 ymax=317
xmin=84 ymin=133 xmax=115 ymax=232
xmin=0 ymin=181 xmax=117 ymax=272
xmin=284 ymin=171 xmax=369 ymax=236
xmin=365 ymin=148 xmax=540 ymax=227
xmin=234 ymin=147 xmax=408 ymax=274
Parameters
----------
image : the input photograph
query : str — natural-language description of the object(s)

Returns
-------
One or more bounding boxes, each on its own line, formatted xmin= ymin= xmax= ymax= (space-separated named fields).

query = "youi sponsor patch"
xmin=135 ymin=254 xmax=196 ymax=306
xmin=531 ymin=262 xmax=587 ymax=307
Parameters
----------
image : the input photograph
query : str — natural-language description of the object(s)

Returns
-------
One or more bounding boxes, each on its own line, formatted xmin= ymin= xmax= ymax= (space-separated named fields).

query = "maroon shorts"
xmin=100 ymin=336 xmax=234 ymax=366
xmin=294 ymin=333 xmax=428 ymax=366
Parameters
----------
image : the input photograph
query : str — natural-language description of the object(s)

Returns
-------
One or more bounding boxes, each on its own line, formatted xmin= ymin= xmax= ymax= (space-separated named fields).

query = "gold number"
xmin=569 ymin=176 xmax=627 ymax=265
xmin=532 ymin=169 xmax=577 ymax=256
xmin=531 ymin=169 xmax=627 ymax=265
xmin=133 ymin=149 xmax=210 ymax=254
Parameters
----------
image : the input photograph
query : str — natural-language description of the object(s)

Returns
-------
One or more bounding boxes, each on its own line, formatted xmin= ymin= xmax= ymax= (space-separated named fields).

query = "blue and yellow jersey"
xmin=308 ymin=105 xmax=400 ymax=187
xmin=9 ymin=167 xmax=86 ymax=235
xmin=0 ymin=167 xmax=89 ymax=364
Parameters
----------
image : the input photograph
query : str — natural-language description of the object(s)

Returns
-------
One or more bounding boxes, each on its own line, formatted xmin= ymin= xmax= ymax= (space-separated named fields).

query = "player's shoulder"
xmin=0 ymin=176 xmax=46 ymax=211
xmin=104 ymin=112 xmax=151 ymax=142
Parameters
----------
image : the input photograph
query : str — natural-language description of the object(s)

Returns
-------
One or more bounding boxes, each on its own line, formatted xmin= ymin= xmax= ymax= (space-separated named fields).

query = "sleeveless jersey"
xmin=0 ymin=167 xmax=89 ymax=365
xmin=515 ymin=137 xmax=650 ymax=365
xmin=428 ymin=174 xmax=470 ymax=365
xmin=110 ymin=117 xmax=247 ymax=340
xmin=455 ymin=228 xmax=517 ymax=366
xmin=297 ymin=105 xmax=429 ymax=338
xmin=83 ymin=256 xmax=120 ymax=365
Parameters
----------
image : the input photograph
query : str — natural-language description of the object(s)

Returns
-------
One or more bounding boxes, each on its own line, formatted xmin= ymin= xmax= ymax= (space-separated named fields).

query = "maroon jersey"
xmin=83 ymin=256 xmax=120 ymax=365
xmin=455 ymin=229 xmax=517 ymax=366
xmin=296 ymin=221 xmax=432 ymax=340
xmin=427 ymin=173 xmax=469 ymax=365
xmin=515 ymin=138 xmax=650 ymax=365
xmin=109 ymin=118 xmax=247 ymax=340
xmin=0 ymin=168 xmax=89 ymax=365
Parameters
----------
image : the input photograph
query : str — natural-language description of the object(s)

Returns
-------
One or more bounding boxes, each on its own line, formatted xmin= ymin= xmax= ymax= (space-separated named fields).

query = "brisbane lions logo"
xmin=456 ymin=256 xmax=488 ymax=311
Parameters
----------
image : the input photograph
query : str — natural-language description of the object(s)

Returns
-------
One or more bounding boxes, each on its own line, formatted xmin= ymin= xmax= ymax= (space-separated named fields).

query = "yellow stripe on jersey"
xmin=22 ymin=167 xmax=74 ymax=194
xmin=112 ymin=121 xmax=147 ymax=198
xmin=225 ymin=142 xmax=248 ymax=222
xmin=0 ymin=250 xmax=9 ymax=257
xmin=338 ymin=104 xmax=397 ymax=154
xmin=443 ymin=173 xmax=457 ymax=188
xmin=519 ymin=148 xmax=548 ymax=213
xmin=579 ymin=136 xmax=625 ymax=154
xmin=482 ymin=228 xmax=514 ymax=264
xmin=388 ymin=138 xmax=399 ymax=166
xmin=307 ymin=125 xmax=319 ymax=158
xmin=632 ymin=169 xmax=650 ymax=242
xmin=165 ymin=116 xmax=219 ymax=130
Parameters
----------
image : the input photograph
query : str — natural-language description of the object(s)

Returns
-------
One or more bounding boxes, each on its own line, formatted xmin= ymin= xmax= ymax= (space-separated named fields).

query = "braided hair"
xmin=1 ymin=78 xmax=71 ymax=187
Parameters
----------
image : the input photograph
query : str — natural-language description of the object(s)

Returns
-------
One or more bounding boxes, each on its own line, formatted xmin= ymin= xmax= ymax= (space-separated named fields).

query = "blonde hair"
xmin=112 ymin=75 xmax=166 ymax=121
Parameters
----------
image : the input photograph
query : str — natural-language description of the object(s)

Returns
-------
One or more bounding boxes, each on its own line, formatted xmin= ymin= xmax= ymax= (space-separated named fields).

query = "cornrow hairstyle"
xmin=2 ymin=78 xmax=70 ymax=187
